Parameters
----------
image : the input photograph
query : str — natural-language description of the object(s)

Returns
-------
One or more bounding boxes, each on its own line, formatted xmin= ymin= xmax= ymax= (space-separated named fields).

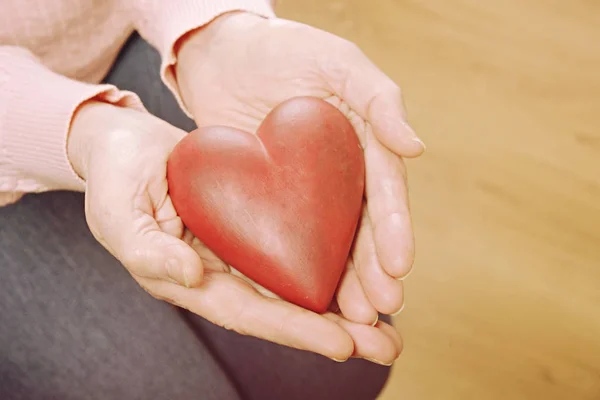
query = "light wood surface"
xmin=277 ymin=1 xmax=600 ymax=399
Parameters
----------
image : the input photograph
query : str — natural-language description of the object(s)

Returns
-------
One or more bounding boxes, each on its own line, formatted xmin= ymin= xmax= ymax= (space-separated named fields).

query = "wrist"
xmin=174 ymin=11 xmax=266 ymax=109
xmin=68 ymin=102 xmax=187 ymax=182
xmin=176 ymin=11 xmax=264 ymax=59
xmin=67 ymin=101 xmax=118 ymax=181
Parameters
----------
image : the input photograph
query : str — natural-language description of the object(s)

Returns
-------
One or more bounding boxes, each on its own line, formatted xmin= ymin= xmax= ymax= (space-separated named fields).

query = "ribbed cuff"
xmin=0 ymin=48 xmax=146 ymax=195
xmin=132 ymin=0 xmax=276 ymax=117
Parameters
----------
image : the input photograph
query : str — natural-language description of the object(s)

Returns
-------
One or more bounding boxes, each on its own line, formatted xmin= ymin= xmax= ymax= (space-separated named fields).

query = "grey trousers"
xmin=0 ymin=33 xmax=390 ymax=400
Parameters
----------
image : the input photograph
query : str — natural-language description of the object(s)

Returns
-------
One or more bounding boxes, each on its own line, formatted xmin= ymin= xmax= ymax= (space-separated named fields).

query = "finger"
xmin=182 ymin=229 xmax=230 ymax=273
xmin=122 ymin=218 xmax=204 ymax=288
xmin=321 ymin=40 xmax=425 ymax=157
xmin=336 ymin=259 xmax=378 ymax=325
xmin=364 ymin=131 xmax=415 ymax=279
xmin=137 ymin=272 xmax=355 ymax=361
xmin=353 ymin=206 xmax=405 ymax=315
xmin=376 ymin=320 xmax=404 ymax=356
xmin=89 ymin=188 xmax=203 ymax=288
xmin=325 ymin=314 xmax=400 ymax=365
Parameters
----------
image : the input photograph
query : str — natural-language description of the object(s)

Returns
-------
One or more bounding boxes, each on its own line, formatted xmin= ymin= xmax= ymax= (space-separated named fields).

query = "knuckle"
xmin=147 ymin=289 xmax=174 ymax=304
xmin=220 ymin=304 xmax=248 ymax=335
xmin=337 ymin=38 xmax=362 ymax=57
xmin=136 ymin=279 xmax=183 ymax=308
xmin=387 ymin=83 xmax=403 ymax=98
xmin=84 ymin=205 xmax=117 ymax=255
xmin=368 ymin=83 xmax=402 ymax=112
xmin=141 ymin=284 xmax=161 ymax=300
xmin=120 ymin=247 xmax=144 ymax=270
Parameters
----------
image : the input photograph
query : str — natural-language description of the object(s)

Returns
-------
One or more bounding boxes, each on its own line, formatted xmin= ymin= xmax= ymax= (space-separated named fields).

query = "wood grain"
xmin=276 ymin=1 xmax=600 ymax=398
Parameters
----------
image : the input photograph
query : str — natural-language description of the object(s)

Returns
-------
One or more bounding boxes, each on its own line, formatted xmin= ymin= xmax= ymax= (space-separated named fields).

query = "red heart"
xmin=167 ymin=97 xmax=365 ymax=313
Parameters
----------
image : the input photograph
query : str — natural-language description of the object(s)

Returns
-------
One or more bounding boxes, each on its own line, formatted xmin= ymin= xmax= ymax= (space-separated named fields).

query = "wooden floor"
xmin=276 ymin=1 xmax=600 ymax=399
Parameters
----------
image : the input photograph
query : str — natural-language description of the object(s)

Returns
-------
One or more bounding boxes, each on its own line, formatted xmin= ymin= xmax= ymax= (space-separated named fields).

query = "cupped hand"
xmin=67 ymin=101 xmax=402 ymax=365
xmin=175 ymin=12 xmax=425 ymax=323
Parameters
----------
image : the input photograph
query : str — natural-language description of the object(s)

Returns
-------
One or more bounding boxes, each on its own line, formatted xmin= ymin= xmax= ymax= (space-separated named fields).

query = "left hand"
xmin=175 ymin=11 xmax=425 ymax=322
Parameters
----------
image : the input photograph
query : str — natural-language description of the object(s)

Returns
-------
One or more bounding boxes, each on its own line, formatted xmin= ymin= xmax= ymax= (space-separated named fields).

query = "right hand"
xmin=67 ymin=102 xmax=403 ymax=365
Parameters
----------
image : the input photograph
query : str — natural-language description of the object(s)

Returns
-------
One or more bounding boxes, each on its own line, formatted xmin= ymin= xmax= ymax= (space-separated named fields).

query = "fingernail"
xmin=391 ymin=302 xmax=405 ymax=316
xmin=167 ymin=258 xmax=189 ymax=288
xmin=396 ymin=266 xmax=415 ymax=281
xmin=183 ymin=267 xmax=193 ymax=288
xmin=401 ymin=121 xmax=426 ymax=150
xmin=413 ymin=137 xmax=426 ymax=150
xmin=330 ymin=357 xmax=348 ymax=363
xmin=365 ymin=357 xmax=393 ymax=366
xmin=371 ymin=315 xmax=379 ymax=327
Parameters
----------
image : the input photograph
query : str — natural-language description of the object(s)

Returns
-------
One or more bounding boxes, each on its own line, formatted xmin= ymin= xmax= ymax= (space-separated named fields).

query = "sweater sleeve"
xmin=128 ymin=0 xmax=276 ymax=116
xmin=0 ymin=46 xmax=147 ymax=206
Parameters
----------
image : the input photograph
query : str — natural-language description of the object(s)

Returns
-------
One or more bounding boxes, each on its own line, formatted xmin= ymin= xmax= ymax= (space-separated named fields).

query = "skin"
xmin=67 ymin=11 xmax=425 ymax=365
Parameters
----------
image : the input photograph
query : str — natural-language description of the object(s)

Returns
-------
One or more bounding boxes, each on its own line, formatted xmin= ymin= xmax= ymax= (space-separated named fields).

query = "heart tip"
xmin=300 ymin=296 xmax=333 ymax=315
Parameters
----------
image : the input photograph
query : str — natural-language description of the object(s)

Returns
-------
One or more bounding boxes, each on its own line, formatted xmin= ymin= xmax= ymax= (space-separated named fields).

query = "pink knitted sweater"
xmin=0 ymin=0 xmax=275 ymax=207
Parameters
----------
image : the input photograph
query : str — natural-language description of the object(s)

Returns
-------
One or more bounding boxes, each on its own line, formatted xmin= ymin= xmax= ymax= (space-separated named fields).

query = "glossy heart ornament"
xmin=167 ymin=97 xmax=365 ymax=313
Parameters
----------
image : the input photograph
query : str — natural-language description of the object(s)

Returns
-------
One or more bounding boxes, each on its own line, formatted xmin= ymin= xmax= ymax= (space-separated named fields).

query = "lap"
xmin=188 ymin=313 xmax=392 ymax=400
xmin=0 ymin=191 xmax=240 ymax=400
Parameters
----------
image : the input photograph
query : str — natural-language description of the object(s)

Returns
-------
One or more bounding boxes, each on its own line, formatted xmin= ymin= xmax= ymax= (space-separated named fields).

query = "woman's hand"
xmin=67 ymin=102 xmax=403 ymax=365
xmin=175 ymin=12 xmax=425 ymax=323
xmin=68 ymin=102 xmax=204 ymax=288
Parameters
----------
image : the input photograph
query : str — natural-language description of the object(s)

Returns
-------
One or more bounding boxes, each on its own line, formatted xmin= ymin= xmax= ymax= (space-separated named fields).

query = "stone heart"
xmin=166 ymin=97 xmax=365 ymax=313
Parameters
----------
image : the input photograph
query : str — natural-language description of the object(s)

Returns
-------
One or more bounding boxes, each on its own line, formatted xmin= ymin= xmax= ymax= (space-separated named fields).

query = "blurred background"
xmin=276 ymin=1 xmax=599 ymax=399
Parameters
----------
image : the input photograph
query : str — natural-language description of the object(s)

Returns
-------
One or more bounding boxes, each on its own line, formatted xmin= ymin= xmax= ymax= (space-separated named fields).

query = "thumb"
xmin=322 ymin=40 xmax=426 ymax=157
xmin=88 ymin=190 xmax=203 ymax=288
xmin=118 ymin=225 xmax=204 ymax=288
